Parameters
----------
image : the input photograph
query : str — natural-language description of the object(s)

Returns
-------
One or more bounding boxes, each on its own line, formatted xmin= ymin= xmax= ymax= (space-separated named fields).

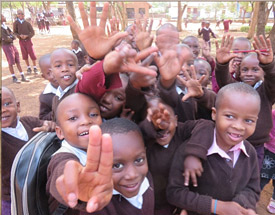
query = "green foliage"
xmin=240 ymin=26 xmax=273 ymax=33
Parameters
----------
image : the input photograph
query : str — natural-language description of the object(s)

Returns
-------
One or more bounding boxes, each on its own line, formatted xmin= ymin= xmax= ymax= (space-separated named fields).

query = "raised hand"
xmin=215 ymin=35 xmax=237 ymax=64
xmin=135 ymin=17 xmax=154 ymax=51
xmin=176 ymin=65 xmax=205 ymax=102
xmin=56 ymin=125 xmax=113 ymax=213
xmin=103 ymin=43 xmax=158 ymax=76
xmin=253 ymin=35 xmax=273 ymax=65
xmin=67 ymin=2 xmax=128 ymax=59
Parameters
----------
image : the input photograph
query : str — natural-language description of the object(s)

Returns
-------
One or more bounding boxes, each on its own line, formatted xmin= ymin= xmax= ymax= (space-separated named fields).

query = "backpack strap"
xmin=52 ymin=204 xmax=68 ymax=215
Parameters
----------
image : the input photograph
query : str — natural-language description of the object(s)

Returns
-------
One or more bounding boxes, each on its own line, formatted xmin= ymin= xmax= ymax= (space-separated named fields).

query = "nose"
xmin=124 ymin=164 xmax=138 ymax=180
xmin=61 ymin=64 xmax=68 ymax=72
xmin=80 ymin=115 xmax=93 ymax=126
xmin=232 ymin=119 xmax=245 ymax=131
xmin=101 ymin=93 xmax=112 ymax=104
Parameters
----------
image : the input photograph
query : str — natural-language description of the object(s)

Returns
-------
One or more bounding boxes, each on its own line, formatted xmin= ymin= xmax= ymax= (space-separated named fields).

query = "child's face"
xmin=55 ymin=94 xmax=102 ymax=150
xmin=71 ymin=42 xmax=78 ymax=50
xmin=40 ymin=59 xmax=59 ymax=88
xmin=99 ymin=78 xmax=127 ymax=119
xmin=177 ymin=48 xmax=194 ymax=88
xmin=194 ymin=61 xmax=210 ymax=87
xmin=212 ymin=91 xmax=259 ymax=152
xmin=239 ymin=55 xmax=263 ymax=87
xmin=231 ymin=40 xmax=251 ymax=67
xmin=156 ymin=105 xmax=178 ymax=146
xmin=51 ymin=49 xmax=77 ymax=90
xmin=112 ymin=131 xmax=148 ymax=198
xmin=183 ymin=38 xmax=200 ymax=58
xmin=2 ymin=88 xmax=20 ymax=128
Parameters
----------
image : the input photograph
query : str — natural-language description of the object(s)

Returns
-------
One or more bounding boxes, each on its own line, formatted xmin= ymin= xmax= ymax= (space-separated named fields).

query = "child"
xmin=198 ymin=21 xmax=216 ymax=50
xmin=71 ymin=39 xmax=86 ymax=69
xmin=260 ymin=109 xmax=275 ymax=214
xmin=167 ymin=82 xmax=261 ymax=215
xmin=215 ymin=35 xmax=275 ymax=168
xmin=39 ymin=53 xmax=58 ymax=120
xmin=1 ymin=14 xmax=29 ymax=83
xmin=1 ymin=86 xmax=55 ymax=215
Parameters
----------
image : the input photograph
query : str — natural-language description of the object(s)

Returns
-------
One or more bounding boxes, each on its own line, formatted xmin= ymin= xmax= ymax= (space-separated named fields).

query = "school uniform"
xmin=13 ymin=18 xmax=36 ymax=60
xmin=39 ymin=83 xmax=57 ymax=120
xmin=72 ymin=47 xmax=86 ymax=69
xmin=215 ymin=59 xmax=275 ymax=167
xmin=167 ymin=123 xmax=261 ymax=215
xmin=198 ymin=27 xmax=216 ymax=44
xmin=140 ymin=119 xmax=215 ymax=214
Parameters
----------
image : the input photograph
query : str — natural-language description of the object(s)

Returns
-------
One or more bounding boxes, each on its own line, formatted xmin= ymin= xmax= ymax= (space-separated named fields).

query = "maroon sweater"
xmin=1 ymin=116 xmax=43 ymax=201
xmin=39 ymin=92 xmax=55 ymax=120
xmin=13 ymin=19 xmax=35 ymax=40
xmin=167 ymin=122 xmax=260 ymax=215
xmin=215 ymin=60 xmax=275 ymax=146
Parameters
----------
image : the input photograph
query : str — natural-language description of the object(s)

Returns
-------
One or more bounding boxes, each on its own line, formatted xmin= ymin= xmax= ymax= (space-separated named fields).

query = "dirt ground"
xmin=1 ymin=23 xmax=274 ymax=214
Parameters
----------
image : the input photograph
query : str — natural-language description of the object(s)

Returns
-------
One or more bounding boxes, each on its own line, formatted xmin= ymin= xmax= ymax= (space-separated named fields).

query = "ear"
xmin=16 ymin=101 xmax=21 ymax=113
xmin=55 ymin=125 xmax=65 ymax=140
xmin=174 ymin=115 xmax=178 ymax=127
xmin=211 ymin=107 xmax=217 ymax=121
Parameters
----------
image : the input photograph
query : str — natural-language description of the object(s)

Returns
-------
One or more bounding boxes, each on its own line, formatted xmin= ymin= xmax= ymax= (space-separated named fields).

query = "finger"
xmin=90 ymin=2 xmax=97 ymax=26
xmin=180 ymin=209 xmax=188 ymax=215
xmin=107 ymin=25 xmax=111 ymax=37
xmin=182 ymin=68 xmax=191 ymax=80
xmin=181 ymin=93 xmax=191 ymax=103
xmin=221 ymin=35 xmax=225 ymax=47
xmin=190 ymin=171 xmax=198 ymax=187
xmin=110 ymin=32 xmax=128 ymax=47
xmin=141 ymin=53 xmax=156 ymax=67
xmin=79 ymin=2 xmax=89 ymax=28
xmin=196 ymin=169 xmax=202 ymax=177
xmin=228 ymin=35 xmax=234 ymax=49
xmin=176 ymin=75 xmax=187 ymax=86
xmin=85 ymin=125 xmax=102 ymax=172
xmin=63 ymin=160 xmax=81 ymax=207
xmin=56 ymin=175 xmax=69 ymax=203
xmin=99 ymin=2 xmax=109 ymax=29
xmin=86 ymin=189 xmax=112 ymax=212
xmin=148 ymin=19 xmax=153 ymax=34
xmin=189 ymin=65 xmax=197 ymax=80
xmin=142 ymin=18 xmax=148 ymax=32
xmin=183 ymin=171 xmax=190 ymax=186
xmin=135 ymin=46 xmax=158 ymax=62
xmin=98 ymin=133 xmax=113 ymax=175
xmin=198 ymin=75 xmax=206 ymax=85
xmin=215 ymin=40 xmax=219 ymax=50
xmin=67 ymin=15 xmax=81 ymax=33
xmin=123 ymin=64 xmax=157 ymax=77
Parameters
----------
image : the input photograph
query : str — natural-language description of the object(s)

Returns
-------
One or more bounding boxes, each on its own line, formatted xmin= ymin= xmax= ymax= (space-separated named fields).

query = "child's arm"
xmin=33 ymin=120 xmax=56 ymax=132
xmin=54 ymin=125 xmax=113 ymax=213
xmin=67 ymin=2 xmax=128 ymax=60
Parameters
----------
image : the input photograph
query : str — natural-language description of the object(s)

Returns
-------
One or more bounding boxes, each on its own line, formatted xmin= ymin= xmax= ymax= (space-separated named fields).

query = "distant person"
xmin=71 ymin=39 xmax=86 ymax=69
xmin=223 ymin=19 xmax=233 ymax=33
xmin=13 ymin=9 xmax=38 ymax=74
xmin=198 ymin=21 xmax=216 ymax=50
xmin=1 ymin=14 xmax=29 ymax=83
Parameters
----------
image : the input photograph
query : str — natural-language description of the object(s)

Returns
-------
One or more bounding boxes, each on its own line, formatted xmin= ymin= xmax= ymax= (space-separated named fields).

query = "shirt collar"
xmin=2 ymin=117 xmax=29 ymax=141
xmin=53 ymin=139 xmax=87 ymax=166
xmin=176 ymin=86 xmax=187 ymax=95
xmin=43 ymin=83 xmax=58 ymax=95
xmin=56 ymin=79 xmax=78 ymax=100
xmin=18 ymin=18 xmax=25 ymax=24
xmin=253 ymin=80 xmax=263 ymax=89
xmin=113 ymin=177 xmax=149 ymax=209
xmin=72 ymin=47 xmax=82 ymax=54
xmin=1 ymin=23 xmax=8 ymax=29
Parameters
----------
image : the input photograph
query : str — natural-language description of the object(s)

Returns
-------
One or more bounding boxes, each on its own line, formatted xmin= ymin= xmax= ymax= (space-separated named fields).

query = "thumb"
xmin=110 ymin=31 xmax=128 ymax=45
xmin=181 ymin=93 xmax=191 ymax=103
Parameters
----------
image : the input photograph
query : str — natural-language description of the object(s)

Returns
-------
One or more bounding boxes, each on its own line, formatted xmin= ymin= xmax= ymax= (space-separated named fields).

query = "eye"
xmin=253 ymin=68 xmax=259 ymax=73
xmin=243 ymin=52 xmax=249 ymax=56
xmin=68 ymin=116 xmax=77 ymax=121
xmin=115 ymin=95 xmax=124 ymax=102
xmin=241 ymin=68 xmax=248 ymax=73
xmin=55 ymin=65 xmax=61 ymax=68
xmin=69 ymin=63 xmax=75 ymax=67
xmin=225 ymin=114 xmax=234 ymax=119
xmin=89 ymin=112 xmax=99 ymax=117
xmin=135 ymin=157 xmax=145 ymax=165
xmin=245 ymin=119 xmax=255 ymax=124
xmin=3 ymin=101 xmax=12 ymax=107
xmin=113 ymin=163 xmax=124 ymax=170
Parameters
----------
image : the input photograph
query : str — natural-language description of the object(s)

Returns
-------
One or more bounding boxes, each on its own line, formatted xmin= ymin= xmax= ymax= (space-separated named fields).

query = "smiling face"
xmin=239 ymin=54 xmax=263 ymax=87
xmin=51 ymin=49 xmax=78 ymax=90
xmin=99 ymin=76 xmax=128 ymax=119
xmin=2 ymin=87 xmax=20 ymax=128
xmin=17 ymin=10 xmax=24 ymax=20
xmin=182 ymin=37 xmax=200 ymax=58
xmin=212 ymin=91 xmax=260 ymax=152
xmin=194 ymin=60 xmax=211 ymax=87
xmin=55 ymin=93 xmax=102 ymax=150
xmin=112 ymin=131 xmax=148 ymax=198
xmin=40 ymin=56 xmax=59 ymax=88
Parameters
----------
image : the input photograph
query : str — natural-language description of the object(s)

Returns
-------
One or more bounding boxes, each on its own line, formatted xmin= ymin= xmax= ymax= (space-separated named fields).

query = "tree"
xmin=247 ymin=2 xmax=259 ymax=39
xmin=66 ymin=2 xmax=79 ymax=40
xmin=177 ymin=1 xmax=187 ymax=32
xmin=109 ymin=2 xmax=128 ymax=30
xmin=257 ymin=2 xmax=266 ymax=37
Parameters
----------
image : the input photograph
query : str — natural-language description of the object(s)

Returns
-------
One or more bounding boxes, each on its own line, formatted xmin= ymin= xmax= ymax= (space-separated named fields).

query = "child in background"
xmin=260 ymin=109 xmax=275 ymax=214
xmin=1 ymin=86 xmax=55 ymax=215
xmin=71 ymin=39 xmax=86 ymax=69
xmin=198 ymin=21 xmax=216 ymax=50
xmin=215 ymin=35 xmax=275 ymax=168
xmin=38 ymin=53 xmax=58 ymax=120
xmin=167 ymin=82 xmax=261 ymax=215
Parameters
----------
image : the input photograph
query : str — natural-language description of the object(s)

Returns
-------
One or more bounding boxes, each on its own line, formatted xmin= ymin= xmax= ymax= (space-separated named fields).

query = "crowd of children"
xmin=2 ymin=2 xmax=275 ymax=215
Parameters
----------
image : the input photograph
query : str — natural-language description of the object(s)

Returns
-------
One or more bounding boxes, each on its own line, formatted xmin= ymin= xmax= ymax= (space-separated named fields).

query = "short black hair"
xmin=39 ymin=53 xmax=51 ymax=67
xmin=71 ymin=39 xmax=80 ymax=46
xmin=156 ymin=23 xmax=178 ymax=35
xmin=233 ymin=37 xmax=251 ymax=49
xmin=101 ymin=118 xmax=142 ymax=136
xmin=215 ymin=82 xmax=260 ymax=109
xmin=182 ymin=36 xmax=199 ymax=44
xmin=194 ymin=58 xmax=211 ymax=74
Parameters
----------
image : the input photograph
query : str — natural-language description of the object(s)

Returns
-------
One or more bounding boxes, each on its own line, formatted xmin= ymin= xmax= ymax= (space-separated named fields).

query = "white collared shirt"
xmin=72 ymin=47 xmax=82 ymax=54
xmin=207 ymin=128 xmax=249 ymax=167
xmin=18 ymin=18 xmax=24 ymax=24
xmin=56 ymin=79 xmax=78 ymax=100
xmin=2 ymin=117 xmax=29 ymax=141
xmin=2 ymin=23 xmax=8 ymax=30
xmin=53 ymin=139 xmax=87 ymax=166
xmin=43 ymin=83 xmax=57 ymax=95
xmin=113 ymin=177 xmax=149 ymax=209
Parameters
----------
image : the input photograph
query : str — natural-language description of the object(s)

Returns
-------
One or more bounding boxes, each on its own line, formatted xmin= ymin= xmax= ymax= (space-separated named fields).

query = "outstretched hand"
xmin=215 ymin=35 xmax=237 ymax=64
xmin=67 ymin=2 xmax=128 ymax=59
xmin=177 ymin=65 xmax=205 ymax=102
xmin=135 ymin=18 xmax=154 ymax=51
xmin=253 ymin=35 xmax=273 ymax=65
xmin=56 ymin=125 xmax=113 ymax=213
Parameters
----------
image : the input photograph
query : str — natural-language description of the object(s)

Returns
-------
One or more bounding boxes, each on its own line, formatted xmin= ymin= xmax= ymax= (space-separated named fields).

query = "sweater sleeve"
xmin=166 ymin=145 xmax=213 ymax=215
xmin=215 ymin=61 xmax=236 ymax=88
xmin=13 ymin=21 xmax=20 ymax=39
xmin=260 ymin=59 xmax=275 ymax=104
xmin=195 ymin=87 xmax=216 ymax=111
xmin=27 ymin=22 xmax=35 ymax=39
xmin=75 ymin=60 xmax=122 ymax=102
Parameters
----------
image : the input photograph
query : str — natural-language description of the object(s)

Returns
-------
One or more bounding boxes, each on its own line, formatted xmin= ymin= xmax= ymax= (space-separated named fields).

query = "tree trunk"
xmin=242 ymin=9 xmax=246 ymax=24
xmin=9 ymin=2 xmax=14 ymax=23
xmin=66 ymin=2 xmax=79 ymax=40
xmin=269 ymin=23 xmax=275 ymax=55
xmin=177 ymin=2 xmax=187 ymax=32
xmin=247 ymin=2 xmax=259 ymax=39
xmin=257 ymin=1 xmax=266 ymax=37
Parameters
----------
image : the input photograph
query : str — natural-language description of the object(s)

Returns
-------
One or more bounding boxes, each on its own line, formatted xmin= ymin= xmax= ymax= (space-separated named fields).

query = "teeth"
xmin=63 ymin=75 xmax=70 ymax=79
xmin=79 ymin=131 xmax=89 ymax=136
